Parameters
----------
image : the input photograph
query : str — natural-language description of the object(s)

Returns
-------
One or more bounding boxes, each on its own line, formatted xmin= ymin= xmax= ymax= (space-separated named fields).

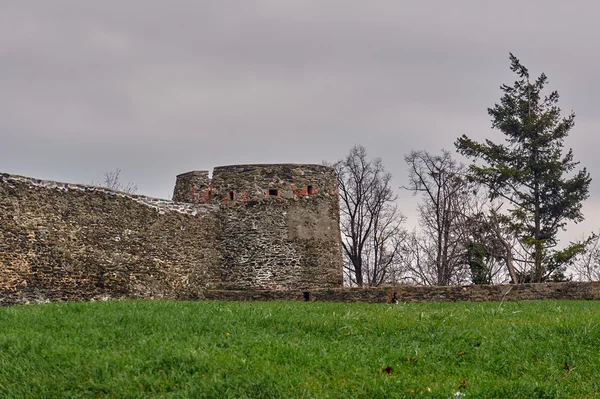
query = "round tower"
xmin=173 ymin=171 xmax=211 ymax=203
xmin=212 ymin=164 xmax=343 ymax=290
xmin=173 ymin=164 xmax=343 ymax=290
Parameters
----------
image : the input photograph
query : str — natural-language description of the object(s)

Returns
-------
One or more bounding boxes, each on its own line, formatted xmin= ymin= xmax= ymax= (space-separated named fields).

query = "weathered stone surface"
xmin=0 ymin=174 xmax=221 ymax=306
xmin=181 ymin=164 xmax=343 ymax=290
xmin=1 ymin=164 xmax=343 ymax=305
xmin=203 ymin=282 xmax=600 ymax=303
xmin=217 ymin=199 xmax=342 ymax=290
xmin=173 ymin=171 xmax=211 ymax=204
xmin=3 ymin=167 xmax=598 ymax=307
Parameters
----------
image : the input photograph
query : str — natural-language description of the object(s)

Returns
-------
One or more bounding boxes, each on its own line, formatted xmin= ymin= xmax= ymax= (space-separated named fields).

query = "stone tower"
xmin=173 ymin=164 xmax=343 ymax=290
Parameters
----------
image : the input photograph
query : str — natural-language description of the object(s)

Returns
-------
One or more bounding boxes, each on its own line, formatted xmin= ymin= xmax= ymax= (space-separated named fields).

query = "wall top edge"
xmin=0 ymin=172 xmax=217 ymax=215
xmin=213 ymin=163 xmax=334 ymax=170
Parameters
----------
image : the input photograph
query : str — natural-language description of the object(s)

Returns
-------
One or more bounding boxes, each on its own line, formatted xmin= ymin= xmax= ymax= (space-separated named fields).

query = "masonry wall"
xmin=217 ymin=199 xmax=342 ymax=289
xmin=1 ymin=164 xmax=344 ymax=305
xmin=172 ymin=170 xmax=211 ymax=204
xmin=203 ymin=282 xmax=600 ymax=303
xmin=1 ymin=170 xmax=597 ymax=307
xmin=0 ymin=174 xmax=222 ymax=306
xmin=179 ymin=164 xmax=344 ymax=290
xmin=4 ymin=169 xmax=597 ymax=307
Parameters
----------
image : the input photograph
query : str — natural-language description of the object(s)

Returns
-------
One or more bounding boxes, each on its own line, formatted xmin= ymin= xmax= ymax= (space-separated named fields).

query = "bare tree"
xmin=572 ymin=232 xmax=600 ymax=282
xmin=403 ymin=149 xmax=560 ymax=286
xmin=334 ymin=146 xmax=406 ymax=287
xmin=403 ymin=150 xmax=474 ymax=286
xmin=93 ymin=168 xmax=138 ymax=194
xmin=362 ymin=204 xmax=408 ymax=286
xmin=399 ymin=228 xmax=448 ymax=285
xmin=465 ymin=203 xmax=522 ymax=284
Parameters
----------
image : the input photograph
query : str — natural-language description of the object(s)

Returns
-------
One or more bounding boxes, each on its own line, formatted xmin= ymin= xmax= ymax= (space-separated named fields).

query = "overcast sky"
xmin=2 ymin=0 xmax=599 ymax=240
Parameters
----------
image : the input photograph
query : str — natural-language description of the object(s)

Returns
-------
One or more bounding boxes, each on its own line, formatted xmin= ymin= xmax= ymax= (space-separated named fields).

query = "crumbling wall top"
xmin=208 ymin=163 xmax=337 ymax=202
xmin=1 ymin=172 xmax=216 ymax=216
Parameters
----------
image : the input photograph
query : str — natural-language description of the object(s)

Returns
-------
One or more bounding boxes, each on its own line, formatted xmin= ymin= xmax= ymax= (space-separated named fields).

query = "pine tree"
xmin=455 ymin=53 xmax=592 ymax=282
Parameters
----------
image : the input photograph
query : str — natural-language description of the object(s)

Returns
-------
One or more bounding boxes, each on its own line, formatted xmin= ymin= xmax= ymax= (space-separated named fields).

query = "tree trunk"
xmin=503 ymin=241 xmax=519 ymax=284
xmin=533 ymin=167 xmax=544 ymax=282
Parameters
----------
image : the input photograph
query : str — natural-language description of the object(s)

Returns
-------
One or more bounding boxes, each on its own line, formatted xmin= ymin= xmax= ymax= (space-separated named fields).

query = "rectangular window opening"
xmin=307 ymin=185 xmax=316 ymax=195
xmin=228 ymin=191 xmax=234 ymax=201
xmin=269 ymin=189 xmax=279 ymax=197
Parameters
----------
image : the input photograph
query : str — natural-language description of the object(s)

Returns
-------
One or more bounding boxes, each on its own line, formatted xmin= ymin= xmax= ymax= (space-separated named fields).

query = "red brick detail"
xmin=189 ymin=187 xmax=212 ymax=204
xmin=328 ymin=187 xmax=339 ymax=200
xmin=202 ymin=188 xmax=212 ymax=203
xmin=266 ymin=189 xmax=280 ymax=198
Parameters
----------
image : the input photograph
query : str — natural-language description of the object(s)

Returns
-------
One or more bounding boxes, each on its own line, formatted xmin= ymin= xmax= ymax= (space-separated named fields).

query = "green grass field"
xmin=0 ymin=299 xmax=599 ymax=398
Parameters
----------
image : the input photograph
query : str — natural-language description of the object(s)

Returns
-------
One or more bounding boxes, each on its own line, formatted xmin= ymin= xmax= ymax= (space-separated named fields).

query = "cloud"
xmin=1 ymin=0 xmax=598 ymax=240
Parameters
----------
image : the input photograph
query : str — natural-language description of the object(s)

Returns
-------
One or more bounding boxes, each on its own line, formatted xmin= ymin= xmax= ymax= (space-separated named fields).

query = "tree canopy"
xmin=455 ymin=53 xmax=591 ymax=282
xmin=334 ymin=145 xmax=405 ymax=286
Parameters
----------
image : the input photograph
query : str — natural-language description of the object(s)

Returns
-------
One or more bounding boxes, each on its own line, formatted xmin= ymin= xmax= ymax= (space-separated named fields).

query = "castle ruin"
xmin=0 ymin=164 xmax=343 ymax=305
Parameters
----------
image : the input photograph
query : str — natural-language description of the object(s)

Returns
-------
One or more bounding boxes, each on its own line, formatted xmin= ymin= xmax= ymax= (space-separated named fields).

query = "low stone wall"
xmin=204 ymin=282 xmax=600 ymax=303
xmin=3 ymin=280 xmax=600 ymax=306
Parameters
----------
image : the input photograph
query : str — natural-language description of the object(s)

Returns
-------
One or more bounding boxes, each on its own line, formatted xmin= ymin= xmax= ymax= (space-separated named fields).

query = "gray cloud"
xmin=2 ymin=0 xmax=599 ymax=239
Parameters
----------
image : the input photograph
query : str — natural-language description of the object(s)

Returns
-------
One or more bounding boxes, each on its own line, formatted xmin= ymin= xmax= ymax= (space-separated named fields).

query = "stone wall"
xmin=209 ymin=164 xmax=338 ymax=203
xmin=176 ymin=164 xmax=343 ymax=290
xmin=203 ymin=282 xmax=600 ymax=303
xmin=1 ymin=164 xmax=344 ymax=305
xmin=4 ymin=168 xmax=597 ymax=308
xmin=172 ymin=170 xmax=211 ymax=204
xmin=0 ymin=173 xmax=221 ymax=306
xmin=217 ymin=199 xmax=342 ymax=289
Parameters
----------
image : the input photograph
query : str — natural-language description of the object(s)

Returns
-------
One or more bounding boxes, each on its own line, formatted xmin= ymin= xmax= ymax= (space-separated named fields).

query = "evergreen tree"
xmin=468 ymin=241 xmax=489 ymax=284
xmin=455 ymin=53 xmax=592 ymax=282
